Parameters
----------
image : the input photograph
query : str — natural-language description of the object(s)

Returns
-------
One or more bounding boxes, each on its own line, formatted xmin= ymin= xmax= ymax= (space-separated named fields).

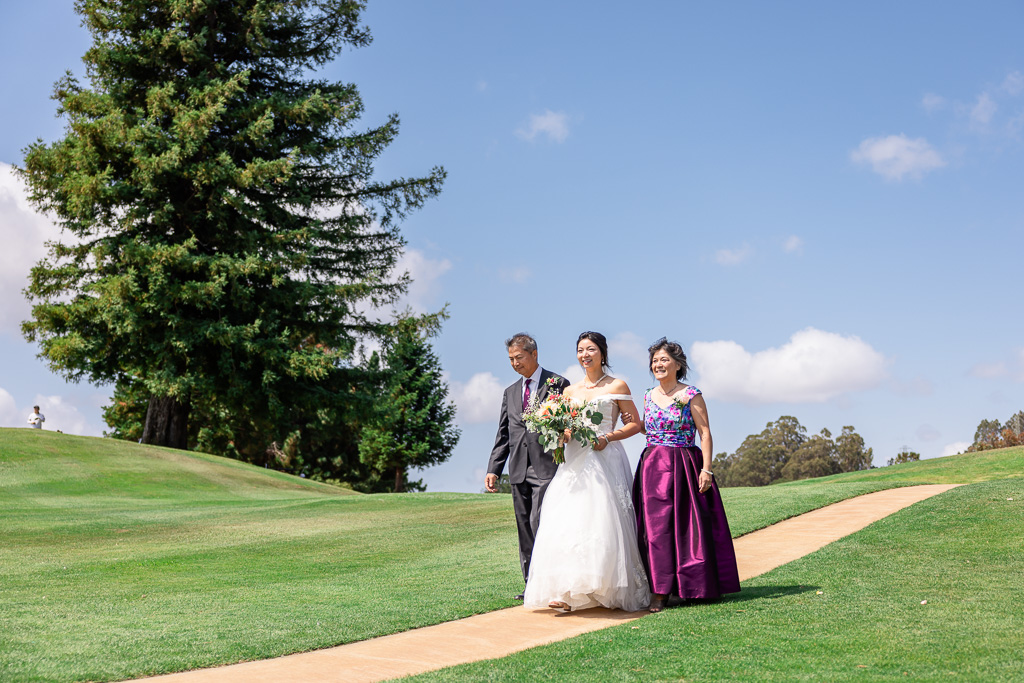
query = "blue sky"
xmin=1 ymin=1 xmax=1022 ymax=492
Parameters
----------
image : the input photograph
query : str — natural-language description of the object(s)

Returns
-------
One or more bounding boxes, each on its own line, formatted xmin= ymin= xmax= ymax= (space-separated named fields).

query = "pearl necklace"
xmin=583 ymin=373 xmax=607 ymax=389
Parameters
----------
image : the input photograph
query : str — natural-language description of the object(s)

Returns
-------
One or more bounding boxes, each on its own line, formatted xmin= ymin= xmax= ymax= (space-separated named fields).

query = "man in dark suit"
xmin=485 ymin=333 xmax=570 ymax=599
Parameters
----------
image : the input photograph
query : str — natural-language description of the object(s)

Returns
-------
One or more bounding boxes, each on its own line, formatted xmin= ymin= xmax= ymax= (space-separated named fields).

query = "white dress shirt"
xmin=27 ymin=412 xmax=45 ymax=429
xmin=522 ymin=366 xmax=544 ymax=409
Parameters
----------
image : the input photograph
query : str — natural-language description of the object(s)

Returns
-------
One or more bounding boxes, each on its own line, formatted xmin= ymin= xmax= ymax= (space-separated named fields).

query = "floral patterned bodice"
xmin=644 ymin=385 xmax=702 ymax=447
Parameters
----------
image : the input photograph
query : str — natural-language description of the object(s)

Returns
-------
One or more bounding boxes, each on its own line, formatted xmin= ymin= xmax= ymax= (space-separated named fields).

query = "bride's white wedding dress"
xmin=523 ymin=394 xmax=651 ymax=612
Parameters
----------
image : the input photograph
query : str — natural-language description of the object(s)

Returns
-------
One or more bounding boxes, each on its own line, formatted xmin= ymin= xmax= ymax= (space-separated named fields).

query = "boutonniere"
xmin=671 ymin=391 xmax=691 ymax=411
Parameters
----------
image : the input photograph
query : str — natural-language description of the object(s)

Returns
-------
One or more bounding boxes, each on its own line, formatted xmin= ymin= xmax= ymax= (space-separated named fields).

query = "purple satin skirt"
xmin=633 ymin=444 xmax=741 ymax=599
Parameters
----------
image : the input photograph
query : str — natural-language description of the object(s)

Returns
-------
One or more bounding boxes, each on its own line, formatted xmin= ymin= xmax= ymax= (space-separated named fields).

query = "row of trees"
xmin=102 ymin=313 xmax=459 ymax=491
xmin=20 ymin=1 xmax=458 ymax=491
xmin=712 ymin=416 xmax=873 ymax=487
xmin=968 ymin=411 xmax=1024 ymax=452
xmin=887 ymin=448 xmax=920 ymax=467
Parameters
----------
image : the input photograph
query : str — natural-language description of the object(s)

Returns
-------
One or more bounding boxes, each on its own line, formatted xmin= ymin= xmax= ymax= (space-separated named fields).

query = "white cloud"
xmin=0 ymin=386 xmax=100 ymax=436
xmin=969 ymin=361 xmax=1007 ymax=379
xmin=970 ymin=92 xmax=998 ymax=127
xmin=922 ymin=93 xmax=946 ymax=112
xmin=941 ymin=441 xmax=971 ymax=457
xmin=850 ymin=134 xmax=946 ymax=181
xmin=714 ymin=243 xmax=753 ymax=266
xmin=1001 ymin=71 xmax=1024 ymax=96
xmin=608 ymin=331 xmax=649 ymax=368
xmin=690 ymin=327 xmax=888 ymax=404
xmin=891 ymin=377 xmax=934 ymax=397
xmin=1009 ymin=110 xmax=1024 ymax=138
xmin=450 ymin=372 xmax=503 ymax=424
xmin=394 ymin=248 xmax=452 ymax=313
xmin=0 ymin=162 xmax=69 ymax=336
xmin=783 ymin=235 xmax=803 ymax=253
xmin=561 ymin=363 xmax=585 ymax=384
xmin=968 ymin=350 xmax=1024 ymax=382
xmin=516 ymin=110 xmax=570 ymax=143
xmin=0 ymin=387 xmax=16 ymax=425
xmin=498 ymin=266 xmax=531 ymax=284
xmin=32 ymin=393 xmax=96 ymax=435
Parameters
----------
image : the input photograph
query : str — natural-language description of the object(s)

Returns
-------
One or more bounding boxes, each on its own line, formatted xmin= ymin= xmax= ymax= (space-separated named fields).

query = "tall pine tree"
xmin=20 ymin=1 xmax=444 ymax=449
xmin=357 ymin=314 xmax=460 ymax=492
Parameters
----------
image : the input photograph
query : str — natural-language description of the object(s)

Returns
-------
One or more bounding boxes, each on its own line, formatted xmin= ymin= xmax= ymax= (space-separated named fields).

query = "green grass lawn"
xmin=721 ymin=445 xmax=1023 ymax=536
xmin=411 ymin=476 xmax=1024 ymax=682
xmin=1 ymin=429 xmax=1020 ymax=682
xmin=1 ymin=430 xmax=520 ymax=682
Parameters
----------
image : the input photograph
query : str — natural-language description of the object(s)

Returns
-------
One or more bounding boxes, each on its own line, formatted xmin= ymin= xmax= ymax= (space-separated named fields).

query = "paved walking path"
xmin=144 ymin=484 xmax=959 ymax=683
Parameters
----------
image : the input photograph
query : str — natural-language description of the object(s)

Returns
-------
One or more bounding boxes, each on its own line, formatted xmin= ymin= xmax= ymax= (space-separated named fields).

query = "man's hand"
xmin=621 ymin=409 xmax=634 ymax=424
xmin=485 ymin=473 xmax=499 ymax=493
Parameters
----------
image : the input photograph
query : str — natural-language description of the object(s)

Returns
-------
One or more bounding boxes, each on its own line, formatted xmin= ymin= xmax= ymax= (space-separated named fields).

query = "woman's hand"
xmin=698 ymin=470 xmax=713 ymax=493
xmin=593 ymin=434 xmax=608 ymax=451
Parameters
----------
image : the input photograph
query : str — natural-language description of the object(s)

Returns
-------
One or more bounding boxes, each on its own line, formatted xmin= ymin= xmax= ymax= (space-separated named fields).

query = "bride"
xmin=523 ymin=331 xmax=651 ymax=612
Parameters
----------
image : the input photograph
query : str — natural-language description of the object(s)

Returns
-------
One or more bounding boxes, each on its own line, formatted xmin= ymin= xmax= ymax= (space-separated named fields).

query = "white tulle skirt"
xmin=524 ymin=438 xmax=651 ymax=612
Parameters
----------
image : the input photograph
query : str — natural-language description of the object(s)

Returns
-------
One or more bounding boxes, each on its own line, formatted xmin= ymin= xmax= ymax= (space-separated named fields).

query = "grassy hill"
xmin=1 ymin=428 xmax=354 ymax=504
xmin=1 ymin=429 xmax=1021 ymax=682
xmin=1 ymin=429 xmax=517 ymax=682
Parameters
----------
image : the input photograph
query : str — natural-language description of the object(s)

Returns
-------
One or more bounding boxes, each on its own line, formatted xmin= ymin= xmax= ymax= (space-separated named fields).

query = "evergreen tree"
xmin=19 ymin=0 xmax=444 ymax=450
xmin=357 ymin=314 xmax=460 ymax=492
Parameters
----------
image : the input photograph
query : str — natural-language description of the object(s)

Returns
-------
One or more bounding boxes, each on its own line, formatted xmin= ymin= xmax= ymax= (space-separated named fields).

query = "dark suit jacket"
xmin=488 ymin=368 xmax=571 ymax=484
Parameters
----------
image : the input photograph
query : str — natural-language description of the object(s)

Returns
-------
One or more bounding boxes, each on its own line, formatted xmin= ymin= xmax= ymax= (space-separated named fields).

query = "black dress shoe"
xmin=514 ymin=593 xmax=525 ymax=600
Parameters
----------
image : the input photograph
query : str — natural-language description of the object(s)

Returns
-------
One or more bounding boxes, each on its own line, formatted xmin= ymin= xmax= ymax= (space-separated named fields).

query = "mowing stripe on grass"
xmin=140 ymin=484 xmax=958 ymax=683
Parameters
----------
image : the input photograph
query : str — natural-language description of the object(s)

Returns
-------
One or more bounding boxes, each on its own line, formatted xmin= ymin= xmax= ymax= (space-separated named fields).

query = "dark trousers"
xmin=512 ymin=463 xmax=550 ymax=584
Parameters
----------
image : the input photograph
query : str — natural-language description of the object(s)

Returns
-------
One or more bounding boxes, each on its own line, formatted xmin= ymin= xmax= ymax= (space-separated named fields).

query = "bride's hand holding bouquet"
xmin=523 ymin=377 xmax=603 ymax=464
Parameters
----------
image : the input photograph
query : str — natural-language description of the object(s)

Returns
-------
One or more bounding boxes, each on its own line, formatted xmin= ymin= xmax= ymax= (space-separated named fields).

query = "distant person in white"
xmin=27 ymin=406 xmax=45 ymax=429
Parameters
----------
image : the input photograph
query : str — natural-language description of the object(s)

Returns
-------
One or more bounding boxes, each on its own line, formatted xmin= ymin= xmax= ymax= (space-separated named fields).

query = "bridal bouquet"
xmin=523 ymin=378 xmax=603 ymax=464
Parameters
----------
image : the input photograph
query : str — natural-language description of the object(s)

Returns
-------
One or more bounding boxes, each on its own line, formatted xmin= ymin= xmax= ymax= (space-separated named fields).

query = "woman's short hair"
xmin=577 ymin=331 xmax=611 ymax=368
xmin=648 ymin=337 xmax=688 ymax=380
xmin=505 ymin=333 xmax=537 ymax=353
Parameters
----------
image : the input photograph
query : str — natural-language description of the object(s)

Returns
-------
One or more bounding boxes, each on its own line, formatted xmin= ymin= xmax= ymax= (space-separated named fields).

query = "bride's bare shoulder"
xmin=607 ymin=378 xmax=631 ymax=394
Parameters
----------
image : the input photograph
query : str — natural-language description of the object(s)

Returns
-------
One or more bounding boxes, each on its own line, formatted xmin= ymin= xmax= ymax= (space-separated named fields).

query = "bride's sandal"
xmin=548 ymin=601 xmax=572 ymax=613
xmin=649 ymin=595 xmax=668 ymax=613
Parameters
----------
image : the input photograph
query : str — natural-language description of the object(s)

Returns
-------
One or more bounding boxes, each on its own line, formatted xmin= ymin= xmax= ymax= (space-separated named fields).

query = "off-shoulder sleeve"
xmin=601 ymin=393 xmax=634 ymax=401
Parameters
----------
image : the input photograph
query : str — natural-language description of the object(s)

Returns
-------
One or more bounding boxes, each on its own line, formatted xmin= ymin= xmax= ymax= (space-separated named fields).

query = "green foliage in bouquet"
xmin=523 ymin=379 xmax=602 ymax=464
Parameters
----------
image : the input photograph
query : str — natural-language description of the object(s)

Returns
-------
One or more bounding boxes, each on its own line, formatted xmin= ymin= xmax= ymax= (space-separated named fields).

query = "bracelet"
xmin=701 ymin=469 xmax=713 ymax=476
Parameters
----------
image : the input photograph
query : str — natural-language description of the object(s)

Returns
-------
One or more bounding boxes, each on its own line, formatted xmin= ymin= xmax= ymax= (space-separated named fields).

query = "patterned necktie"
xmin=523 ymin=378 xmax=531 ymax=411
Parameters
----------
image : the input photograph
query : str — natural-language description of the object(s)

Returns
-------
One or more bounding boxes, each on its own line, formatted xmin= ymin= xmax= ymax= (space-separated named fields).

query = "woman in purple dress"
xmin=633 ymin=338 xmax=740 ymax=612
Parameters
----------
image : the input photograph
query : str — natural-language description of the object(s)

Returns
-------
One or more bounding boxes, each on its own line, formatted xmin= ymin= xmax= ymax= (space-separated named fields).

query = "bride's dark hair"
xmin=577 ymin=331 xmax=611 ymax=369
